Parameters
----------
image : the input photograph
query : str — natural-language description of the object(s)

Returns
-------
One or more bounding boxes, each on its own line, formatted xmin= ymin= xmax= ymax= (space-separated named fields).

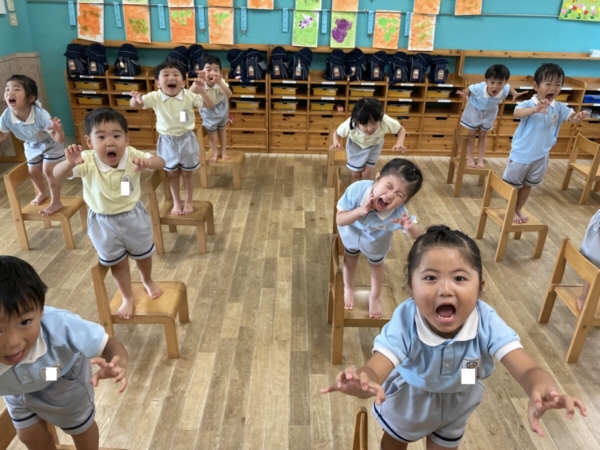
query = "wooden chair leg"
xmin=47 ymin=422 xmax=60 ymax=445
xmin=446 ymin=160 xmax=455 ymax=184
xmin=327 ymin=287 xmax=333 ymax=325
xmin=232 ymin=165 xmax=241 ymax=190
xmin=561 ymin=167 xmax=573 ymax=190
xmin=331 ymin=319 xmax=344 ymax=365
xmin=240 ymin=156 xmax=247 ymax=178
xmin=79 ymin=205 xmax=88 ymax=231
xmin=495 ymin=229 xmax=511 ymax=262
xmin=566 ymin=315 xmax=593 ymax=363
xmin=538 ymin=289 xmax=557 ymax=323
xmin=178 ymin=291 xmax=190 ymax=324
xmin=199 ymin=166 xmax=208 ymax=189
xmin=532 ymin=227 xmax=548 ymax=259
xmin=43 ymin=221 xmax=52 ymax=229
xmin=514 ymin=231 xmax=522 ymax=240
xmin=206 ymin=209 xmax=215 ymax=235
xmin=580 ymin=180 xmax=594 ymax=205
xmin=475 ymin=212 xmax=487 ymax=239
xmin=60 ymin=218 xmax=76 ymax=250
xmin=14 ymin=218 xmax=30 ymax=251
xmin=168 ymin=225 xmax=177 ymax=233
xmin=326 ymin=152 xmax=335 ymax=188
xmin=196 ymin=225 xmax=207 ymax=254
xmin=594 ymin=181 xmax=600 ymax=192
xmin=453 ymin=171 xmax=464 ymax=197
xmin=164 ymin=319 xmax=180 ymax=359
xmin=477 ymin=173 xmax=486 ymax=186
xmin=153 ymin=223 xmax=165 ymax=255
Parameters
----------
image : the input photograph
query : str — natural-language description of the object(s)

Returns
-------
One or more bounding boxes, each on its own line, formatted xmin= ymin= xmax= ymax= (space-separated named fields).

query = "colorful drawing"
xmin=208 ymin=7 xmax=234 ymax=45
xmin=77 ymin=2 xmax=104 ymax=43
xmin=559 ymin=1 xmax=600 ymax=21
xmin=208 ymin=0 xmax=233 ymax=6
xmin=170 ymin=7 xmax=196 ymax=43
xmin=292 ymin=11 xmax=319 ymax=47
xmin=408 ymin=13 xmax=436 ymax=51
xmin=455 ymin=0 xmax=482 ymax=15
xmin=295 ymin=0 xmax=321 ymax=12
xmin=123 ymin=0 xmax=148 ymax=4
xmin=414 ymin=0 xmax=441 ymax=15
xmin=373 ymin=12 xmax=401 ymax=49
xmin=331 ymin=0 xmax=358 ymax=11
xmin=124 ymin=5 xmax=151 ymax=43
xmin=248 ymin=0 xmax=273 ymax=9
xmin=330 ymin=11 xmax=356 ymax=48
xmin=168 ymin=0 xmax=193 ymax=7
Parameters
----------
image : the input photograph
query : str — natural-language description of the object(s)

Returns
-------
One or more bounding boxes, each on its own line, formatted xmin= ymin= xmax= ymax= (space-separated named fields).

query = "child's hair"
xmin=203 ymin=54 xmax=222 ymax=70
xmin=534 ymin=63 xmax=564 ymax=85
xmin=84 ymin=107 xmax=129 ymax=136
xmin=0 ymin=255 xmax=46 ymax=319
xmin=154 ymin=61 xmax=186 ymax=80
xmin=406 ymin=225 xmax=483 ymax=290
xmin=349 ymin=98 xmax=383 ymax=130
xmin=379 ymin=158 xmax=423 ymax=202
xmin=484 ymin=64 xmax=510 ymax=81
xmin=6 ymin=74 xmax=38 ymax=104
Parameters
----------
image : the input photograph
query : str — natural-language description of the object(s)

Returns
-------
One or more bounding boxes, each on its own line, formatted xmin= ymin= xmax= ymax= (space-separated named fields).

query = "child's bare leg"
xmin=369 ymin=261 xmax=385 ymax=318
xmin=71 ymin=421 xmax=100 ymax=450
xmin=28 ymin=163 xmax=49 ymax=206
xmin=110 ymin=258 xmax=135 ymax=319
xmin=167 ymin=169 xmax=183 ymax=215
xmin=350 ymin=169 xmax=362 ymax=184
xmin=466 ymin=129 xmax=477 ymax=168
xmin=16 ymin=420 xmax=57 ymax=450
xmin=513 ymin=185 xmax=532 ymax=224
xmin=426 ymin=436 xmax=458 ymax=450
xmin=381 ymin=431 xmax=408 ymax=450
xmin=576 ymin=281 xmax=600 ymax=315
xmin=476 ymin=130 xmax=488 ymax=168
xmin=207 ymin=131 xmax=219 ymax=163
xmin=218 ymin=127 xmax=229 ymax=161
xmin=181 ymin=169 xmax=194 ymax=215
xmin=40 ymin=161 xmax=63 ymax=216
xmin=343 ymin=252 xmax=360 ymax=310
xmin=135 ymin=255 xmax=163 ymax=299
xmin=361 ymin=166 xmax=373 ymax=180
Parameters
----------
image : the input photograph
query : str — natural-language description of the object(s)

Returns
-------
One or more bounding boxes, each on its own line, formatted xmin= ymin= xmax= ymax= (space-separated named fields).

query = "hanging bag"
xmin=188 ymin=44 xmax=208 ymax=77
xmin=86 ymin=43 xmax=108 ymax=76
xmin=292 ymin=47 xmax=312 ymax=81
xmin=408 ymin=53 xmax=429 ymax=83
xmin=166 ymin=46 xmax=189 ymax=75
xmin=227 ymin=49 xmax=245 ymax=80
xmin=366 ymin=51 xmax=388 ymax=82
xmin=324 ymin=50 xmax=347 ymax=81
xmin=269 ymin=46 xmax=291 ymax=79
xmin=245 ymin=48 xmax=267 ymax=81
xmin=114 ymin=44 xmax=141 ymax=77
xmin=388 ymin=52 xmax=409 ymax=85
xmin=428 ymin=56 xmax=450 ymax=84
xmin=346 ymin=48 xmax=367 ymax=81
xmin=64 ymin=43 xmax=88 ymax=80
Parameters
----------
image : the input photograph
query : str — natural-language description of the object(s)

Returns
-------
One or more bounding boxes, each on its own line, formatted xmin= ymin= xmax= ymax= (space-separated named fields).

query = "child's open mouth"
xmin=167 ymin=82 xmax=177 ymax=89
xmin=107 ymin=151 xmax=117 ymax=159
xmin=436 ymin=304 xmax=456 ymax=323
xmin=7 ymin=98 xmax=16 ymax=106
xmin=4 ymin=349 xmax=26 ymax=364
xmin=546 ymin=94 xmax=554 ymax=101
xmin=375 ymin=197 xmax=389 ymax=209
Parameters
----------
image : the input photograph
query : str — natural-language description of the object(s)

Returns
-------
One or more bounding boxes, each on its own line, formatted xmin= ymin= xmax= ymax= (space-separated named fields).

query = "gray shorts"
xmin=201 ymin=99 xmax=229 ymax=133
xmin=581 ymin=210 xmax=600 ymax=267
xmin=338 ymin=226 xmax=392 ymax=265
xmin=503 ymin=154 xmax=549 ymax=188
xmin=346 ymin=138 xmax=384 ymax=172
xmin=25 ymin=139 xmax=65 ymax=166
xmin=373 ymin=371 xmax=485 ymax=448
xmin=88 ymin=201 xmax=155 ymax=266
xmin=3 ymin=354 xmax=95 ymax=436
xmin=157 ymin=131 xmax=200 ymax=172
xmin=460 ymin=102 xmax=498 ymax=131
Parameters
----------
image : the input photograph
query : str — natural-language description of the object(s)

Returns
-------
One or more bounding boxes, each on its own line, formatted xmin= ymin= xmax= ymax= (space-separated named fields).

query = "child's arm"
xmin=53 ymin=144 xmax=85 ymax=179
xmin=502 ymin=349 xmax=586 ymax=436
xmin=0 ymin=130 xmax=9 ymax=141
xmin=329 ymin=132 xmax=343 ymax=151
xmin=392 ymin=127 xmax=407 ymax=152
xmin=131 ymin=154 xmax=166 ymax=172
xmin=568 ymin=110 xmax=590 ymax=124
xmin=391 ymin=213 xmax=423 ymax=239
xmin=190 ymin=72 xmax=216 ymax=109
xmin=514 ymin=100 xmax=548 ymax=119
xmin=90 ymin=336 xmax=129 ymax=394
xmin=215 ymin=72 xmax=233 ymax=99
xmin=509 ymin=87 xmax=528 ymax=101
xmin=336 ymin=193 xmax=374 ymax=226
xmin=456 ymin=89 xmax=470 ymax=100
xmin=46 ymin=117 xmax=65 ymax=143
xmin=129 ymin=91 xmax=144 ymax=108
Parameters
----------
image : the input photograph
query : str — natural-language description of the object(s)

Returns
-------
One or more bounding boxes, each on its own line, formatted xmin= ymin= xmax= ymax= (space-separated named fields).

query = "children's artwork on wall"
xmin=248 ymin=0 xmax=274 ymax=9
xmin=373 ymin=12 xmax=401 ymax=49
xmin=560 ymin=1 xmax=600 ymax=21
xmin=296 ymin=0 xmax=322 ymax=12
xmin=170 ymin=7 xmax=196 ymax=43
xmin=330 ymin=11 xmax=356 ymax=48
xmin=292 ymin=11 xmax=319 ymax=47
xmin=208 ymin=7 xmax=234 ymax=44
xmin=77 ymin=2 xmax=104 ymax=43
xmin=408 ymin=13 xmax=436 ymax=51
xmin=208 ymin=0 xmax=233 ymax=6
xmin=414 ymin=0 xmax=441 ymax=15
xmin=331 ymin=0 xmax=358 ymax=11
xmin=167 ymin=0 xmax=193 ymax=6
xmin=123 ymin=5 xmax=151 ymax=43
xmin=455 ymin=0 xmax=482 ymax=15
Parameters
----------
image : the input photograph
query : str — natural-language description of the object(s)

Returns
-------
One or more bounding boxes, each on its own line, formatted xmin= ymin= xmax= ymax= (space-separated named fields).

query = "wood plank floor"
xmin=1 ymin=154 xmax=600 ymax=450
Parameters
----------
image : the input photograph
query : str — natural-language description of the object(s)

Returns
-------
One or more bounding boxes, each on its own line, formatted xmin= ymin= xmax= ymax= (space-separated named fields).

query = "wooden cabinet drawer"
xmin=578 ymin=119 xmax=600 ymax=137
xmin=308 ymin=132 xmax=330 ymax=148
xmin=422 ymin=116 xmax=459 ymax=134
xmin=383 ymin=134 xmax=419 ymax=151
xmin=121 ymin=109 xmax=155 ymax=127
xmin=550 ymin=137 xmax=570 ymax=155
xmin=419 ymin=134 xmax=452 ymax=152
xmin=559 ymin=122 xmax=574 ymax=138
xmin=73 ymin=107 xmax=96 ymax=123
xmin=270 ymin=131 xmax=307 ymax=148
xmin=498 ymin=118 xmax=521 ymax=135
xmin=271 ymin=113 xmax=306 ymax=130
xmin=231 ymin=112 xmax=266 ymax=129
xmin=495 ymin=136 xmax=513 ymax=154
xmin=128 ymin=127 xmax=155 ymax=146
xmin=389 ymin=115 xmax=421 ymax=133
xmin=230 ymin=130 xmax=267 ymax=148
xmin=308 ymin=114 xmax=344 ymax=131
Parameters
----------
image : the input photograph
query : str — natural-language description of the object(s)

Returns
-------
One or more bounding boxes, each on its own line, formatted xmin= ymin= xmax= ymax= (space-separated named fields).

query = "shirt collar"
xmin=360 ymin=183 xmax=394 ymax=221
xmin=531 ymin=94 xmax=555 ymax=108
xmin=415 ymin=303 xmax=479 ymax=346
xmin=11 ymin=107 xmax=35 ymax=125
xmin=159 ymin=89 xmax=185 ymax=102
xmin=483 ymin=88 xmax=503 ymax=99
xmin=93 ymin=148 xmax=129 ymax=173
xmin=0 ymin=332 xmax=48 ymax=376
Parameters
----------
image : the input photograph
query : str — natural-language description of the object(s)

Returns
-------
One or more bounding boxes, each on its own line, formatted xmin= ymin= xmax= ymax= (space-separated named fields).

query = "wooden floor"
xmin=1 ymin=154 xmax=600 ymax=450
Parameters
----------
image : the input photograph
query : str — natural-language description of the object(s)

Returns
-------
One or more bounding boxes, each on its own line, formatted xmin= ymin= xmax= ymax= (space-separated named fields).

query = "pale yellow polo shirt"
xmin=337 ymin=114 xmax=402 ymax=149
xmin=70 ymin=147 xmax=151 ymax=215
xmin=204 ymin=81 xmax=228 ymax=106
xmin=142 ymin=89 xmax=203 ymax=136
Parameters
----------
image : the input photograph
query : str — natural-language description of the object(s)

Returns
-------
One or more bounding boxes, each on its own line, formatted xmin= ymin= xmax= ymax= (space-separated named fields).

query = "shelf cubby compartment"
xmin=422 ymin=116 xmax=460 ymax=134
xmin=230 ymin=111 xmax=267 ymax=129
xmin=271 ymin=111 xmax=308 ymax=130
xmin=497 ymin=117 xmax=521 ymax=136
xmin=383 ymin=134 xmax=419 ymax=152
xmin=230 ymin=130 xmax=268 ymax=149
xmin=308 ymin=131 xmax=331 ymax=150
xmin=419 ymin=133 xmax=453 ymax=153
xmin=270 ymin=131 xmax=307 ymax=149
xmin=424 ymin=102 xmax=462 ymax=117
xmin=308 ymin=113 xmax=346 ymax=132
xmin=578 ymin=118 xmax=600 ymax=137
xmin=388 ymin=115 xmax=421 ymax=134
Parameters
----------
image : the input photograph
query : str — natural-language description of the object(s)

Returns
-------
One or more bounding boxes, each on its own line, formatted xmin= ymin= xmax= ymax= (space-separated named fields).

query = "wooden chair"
xmin=561 ymin=133 xmax=600 ymax=205
xmin=4 ymin=162 xmax=87 ymax=251
xmin=326 ymin=128 xmax=347 ymax=188
xmin=327 ymin=235 xmax=397 ymax=365
xmin=91 ymin=262 xmax=189 ymax=359
xmin=538 ymin=238 xmax=600 ymax=363
xmin=147 ymin=169 xmax=215 ymax=254
xmin=446 ymin=127 xmax=489 ymax=197
xmin=198 ymin=128 xmax=246 ymax=190
xmin=332 ymin=167 xmax=347 ymax=256
xmin=352 ymin=406 xmax=368 ymax=450
xmin=475 ymin=171 xmax=548 ymax=262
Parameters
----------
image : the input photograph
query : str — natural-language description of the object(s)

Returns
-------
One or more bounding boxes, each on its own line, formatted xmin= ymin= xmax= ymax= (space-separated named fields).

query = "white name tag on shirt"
xmin=180 ymin=110 xmax=188 ymax=123
xmin=121 ymin=176 xmax=132 ymax=196
xmin=460 ymin=358 xmax=481 ymax=382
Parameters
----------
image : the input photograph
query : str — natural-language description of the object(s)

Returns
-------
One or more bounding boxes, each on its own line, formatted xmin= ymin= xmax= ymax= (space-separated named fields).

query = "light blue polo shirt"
xmin=467 ymin=82 xmax=510 ymax=111
xmin=0 ymin=104 xmax=54 ymax=144
xmin=0 ymin=307 xmax=108 ymax=396
xmin=373 ymin=299 xmax=522 ymax=394
xmin=509 ymin=95 xmax=574 ymax=164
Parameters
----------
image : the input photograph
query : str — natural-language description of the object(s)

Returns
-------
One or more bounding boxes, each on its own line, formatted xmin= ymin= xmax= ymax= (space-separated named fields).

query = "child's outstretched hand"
xmin=534 ymin=99 xmax=549 ymax=114
xmin=320 ymin=366 xmax=386 ymax=406
xmin=329 ymin=141 xmax=342 ymax=151
xmin=527 ymin=386 xmax=586 ymax=436
xmin=571 ymin=110 xmax=590 ymax=123
xmin=65 ymin=144 xmax=85 ymax=167
xmin=132 ymin=156 xmax=152 ymax=172
xmin=391 ymin=212 xmax=413 ymax=229
xmin=213 ymin=71 xmax=223 ymax=86
xmin=512 ymin=90 xmax=528 ymax=101
xmin=456 ymin=89 xmax=469 ymax=100
xmin=130 ymin=91 xmax=143 ymax=106
xmin=193 ymin=71 xmax=207 ymax=92
xmin=392 ymin=143 xmax=407 ymax=152
xmin=47 ymin=117 xmax=63 ymax=135
xmin=90 ymin=356 xmax=128 ymax=394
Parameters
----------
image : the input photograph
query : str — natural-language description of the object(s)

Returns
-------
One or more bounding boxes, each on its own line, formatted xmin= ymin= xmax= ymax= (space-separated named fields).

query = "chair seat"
xmin=204 ymin=150 xmax=245 ymax=167
xmin=462 ymin=166 xmax=490 ymax=176
xmin=485 ymin=207 xmax=546 ymax=231
xmin=572 ymin=163 xmax=600 ymax=178
xmin=333 ymin=151 xmax=347 ymax=165
xmin=109 ymin=281 xmax=186 ymax=324
xmin=343 ymin=283 xmax=396 ymax=327
xmin=158 ymin=200 xmax=213 ymax=224
xmin=21 ymin=197 xmax=85 ymax=221
xmin=555 ymin=284 xmax=600 ymax=326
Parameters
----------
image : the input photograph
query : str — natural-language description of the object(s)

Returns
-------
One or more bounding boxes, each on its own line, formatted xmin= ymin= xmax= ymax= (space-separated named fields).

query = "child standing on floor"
xmin=191 ymin=54 xmax=233 ymax=163
xmin=577 ymin=210 xmax=600 ymax=315
xmin=322 ymin=226 xmax=586 ymax=450
xmin=54 ymin=108 xmax=165 ymax=319
xmin=130 ymin=61 xmax=214 ymax=215
xmin=503 ymin=63 xmax=589 ymax=224
xmin=330 ymin=98 xmax=406 ymax=183
xmin=457 ymin=64 xmax=527 ymax=168
xmin=336 ymin=158 xmax=423 ymax=318
xmin=0 ymin=255 xmax=128 ymax=450
xmin=0 ymin=75 xmax=65 ymax=216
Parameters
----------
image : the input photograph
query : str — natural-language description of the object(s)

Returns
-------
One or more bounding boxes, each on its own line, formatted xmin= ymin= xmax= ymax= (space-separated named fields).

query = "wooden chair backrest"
xmin=562 ymin=237 xmax=600 ymax=286
xmin=91 ymin=262 xmax=114 ymax=328
xmin=334 ymin=167 xmax=347 ymax=205
xmin=5 ymin=162 xmax=30 ymax=191
xmin=484 ymin=171 xmax=516 ymax=204
xmin=571 ymin=133 xmax=600 ymax=161
xmin=197 ymin=128 xmax=207 ymax=166
xmin=329 ymin=234 xmax=343 ymax=291
xmin=352 ymin=407 xmax=368 ymax=450
xmin=147 ymin=168 xmax=172 ymax=206
xmin=452 ymin=127 xmax=465 ymax=160
xmin=0 ymin=407 xmax=17 ymax=450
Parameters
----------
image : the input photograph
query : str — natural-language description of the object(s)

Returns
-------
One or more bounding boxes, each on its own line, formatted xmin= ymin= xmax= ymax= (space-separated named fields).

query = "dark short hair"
xmin=0 ymin=256 xmax=46 ymax=319
xmin=6 ymin=74 xmax=38 ymax=103
xmin=379 ymin=158 xmax=423 ymax=203
xmin=484 ymin=64 xmax=510 ymax=81
xmin=84 ymin=107 xmax=128 ymax=136
xmin=534 ymin=63 xmax=564 ymax=86
xmin=350 ymin=98 xmax=384 ymax=130
xmin=154 ymin=61 xmax=186 ymax=80
xmin=203 ymin=54 xmax=222 ymax=70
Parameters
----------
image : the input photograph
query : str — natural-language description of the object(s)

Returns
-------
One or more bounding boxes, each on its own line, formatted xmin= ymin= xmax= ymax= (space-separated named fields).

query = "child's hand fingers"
xmin=573 ymin=397 xmax=587 ymax=417
xmin=116 ymin=377 xmax=128 ymax=394
xmin=370 ymin=383 xmax=386 ymax=406
xmin=320 ymin=383 xmax=340 ymax=394
xmin=344 ymin=366 xmax=358 ymax=381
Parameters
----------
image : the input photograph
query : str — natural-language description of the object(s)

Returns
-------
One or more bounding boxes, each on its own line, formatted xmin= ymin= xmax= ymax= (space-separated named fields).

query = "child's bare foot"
xmin=512 ymin=212 xmax=523 ymax=224
xmin=475 ymin=160 xmax=485 ymax=169
xmin=209 ymin=154 xmax=218 ymax=163
xmin=576 ymin=294 xmax=600 ymax=316
xmin=182 ymin=202 xmax=193 ymax=215
xmin=369 ymin=297 xmax=383 ymax=318
xmin=117 ymin=297 xmax=134 ymax=319
xmin=466 ymin=157 xmax=476 ymax=168
xmin=221 ymin=151 xmax=230 ymax=161
xmin=344 ymin=287 xmax=355 ymax=310
xmin=515 ymin=210 xmax=529 ymax=224
xmin=171 ymin=199 xmax=183 ymax=215
xmin=40 ymin=201 xmax=63 ymax=216
xmin=143 ymin=280 xmax=163 ymax=299
xmin=31 ymin=192 xmax=49 ymax=206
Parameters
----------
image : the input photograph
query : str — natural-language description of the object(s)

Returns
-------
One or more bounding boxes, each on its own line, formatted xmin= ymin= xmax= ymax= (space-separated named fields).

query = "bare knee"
xmin=29 ymin=164 xmax=43 ymax=177
xmin=43 ymin=163 xmax=59 ymax=183
xmin=181 ymin=170 xmax=193 ymax=180
xmin=16 ymin=420 xmax=57 ymax=450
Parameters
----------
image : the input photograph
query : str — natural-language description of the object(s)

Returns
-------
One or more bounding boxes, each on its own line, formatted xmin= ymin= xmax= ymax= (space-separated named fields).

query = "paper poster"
xmin=77 ymin=2 xmax=104 ymax=43
xmin=373 ymin=12 xmax=401 ymax=49
xmin=170 ymin=7 xmax=196 ymax=43
xmin=248 ymin=0 xmax=273 ymax=9
xmin=208 ymin=7 xmax=234 ymax=45
xmin=292 ymin=11 xmax=319 ymax=47
xmin=455 ymin=0 xmax=482 ymax=15
xmin=414 ymin=0 xmax=441 ymax=15
xmin=560 ymin=1 xmax=600 ymax=21
xmin=208 ymin=0 xmax=233 ymax=6
xmin=123 ymin=0 xmax=148 ymax=3
xmin=295 ymin=0 xmax=321 ymax=12
xmin=408 ymin=13 xmax=436 ymax=51
xmin=331 ymin=0 xmax=358 ymax=11
xmin=124 ymin=5 xmax=151 ymax=43
xmin=330 ymin=11 xmax=356 ymax=48
xmin=168 ymin=0 xmax=193 ymax=7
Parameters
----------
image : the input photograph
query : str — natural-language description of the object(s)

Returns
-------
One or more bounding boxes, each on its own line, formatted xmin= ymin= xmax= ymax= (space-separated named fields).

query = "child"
xmin=0 ymin=255 xmax=128 ymax=450
xmin=457 ymin=64 xmax=527 ymax=168
xmin=503 ymin=63 xmax=590 ymax=224
xmin=336 ymin=158 xmax=423 ymax=318
xmin=191 ymin=54 xmax=233 ymax=163
xmin=321 ymin=226 xmax=586 ymax=450
xmin=577 ymin=210 xmax=600 ymax=315
xmin=130 ymin=61 xmax=214 ymax=215
xmin=53 ymin=108 xmax=165 ymax=319
xmin=330 ymin=98 xmax=406 ymax=184
xmin=0 ymin=74 xmax=65 ymax=216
